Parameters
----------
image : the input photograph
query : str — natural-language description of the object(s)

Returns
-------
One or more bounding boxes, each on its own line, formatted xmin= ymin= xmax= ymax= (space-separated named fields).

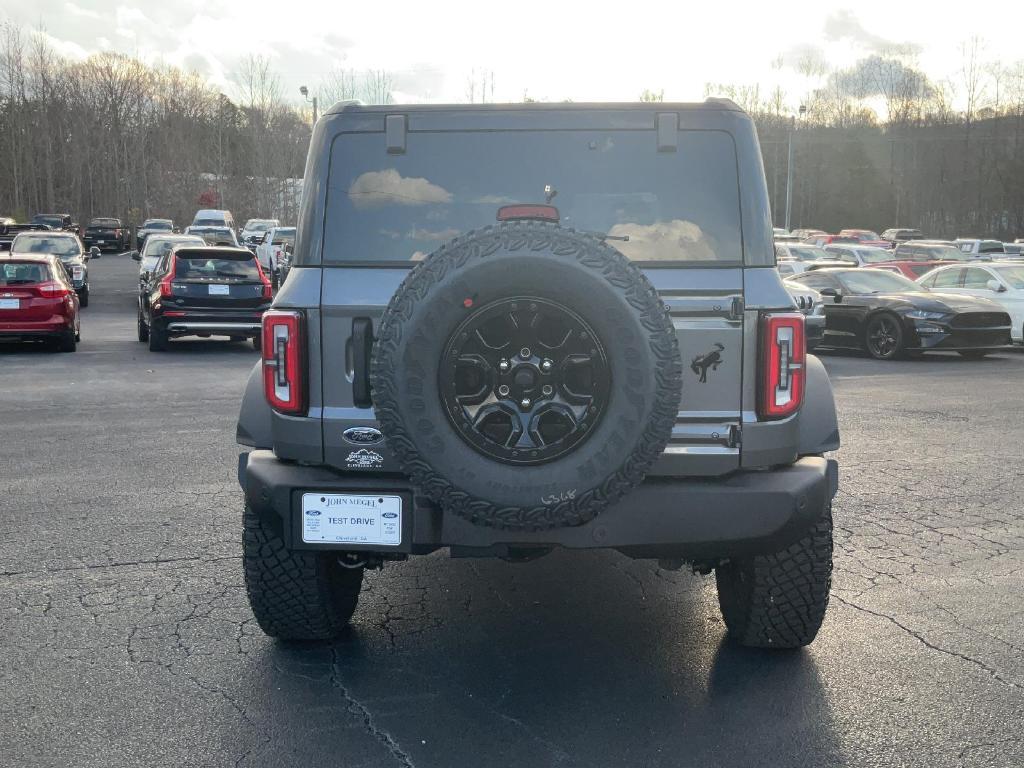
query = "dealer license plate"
xmin=0 ymin=298 xmax=19 ymax=309
xmin=208 ymin=284 xmax=230 ymax=295
xmin=301 ymin=493 xmax=402 ymax=545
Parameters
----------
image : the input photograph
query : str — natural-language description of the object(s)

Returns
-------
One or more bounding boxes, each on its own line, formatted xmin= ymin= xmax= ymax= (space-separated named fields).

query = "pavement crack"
xmin=832 ymin=593 xmax=1023 ymax=693
xmin=330 ymin=647 xmax=416 ymax=767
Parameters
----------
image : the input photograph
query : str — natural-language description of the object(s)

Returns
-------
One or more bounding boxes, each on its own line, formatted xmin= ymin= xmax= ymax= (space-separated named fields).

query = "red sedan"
xmin=837 ymin=229 xmax=893 ymax=248
xmin=871 ymin=260 xmax=957 ymax=279
xmin=0 ymin=253 xmax=81 ymax=352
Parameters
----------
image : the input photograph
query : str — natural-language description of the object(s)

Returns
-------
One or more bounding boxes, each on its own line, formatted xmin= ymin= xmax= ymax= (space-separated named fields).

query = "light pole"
xmin=784 ymin=104 xmax=806 ymax=233
xmin=299 ymin=85 xmax=318 ymax=125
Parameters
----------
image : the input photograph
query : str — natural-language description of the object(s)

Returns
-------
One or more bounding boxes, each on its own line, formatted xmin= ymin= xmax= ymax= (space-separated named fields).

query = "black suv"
xmin=138 ymin=245 xmax=272 ymax=351
xmin=83 ymin=217 xmax=129 ymax=252
xmin=236 ymin=101 xmax=841 ymax=648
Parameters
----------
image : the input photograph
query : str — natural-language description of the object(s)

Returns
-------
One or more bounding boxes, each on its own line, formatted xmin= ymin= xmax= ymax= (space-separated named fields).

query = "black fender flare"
xmin=236 ymin=361 xmax=273 ymax=449
xmin=798 ymin=355 xmax=840 ymax=455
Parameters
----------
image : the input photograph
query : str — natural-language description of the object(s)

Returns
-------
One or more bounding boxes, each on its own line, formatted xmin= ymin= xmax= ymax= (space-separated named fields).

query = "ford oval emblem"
xmin=381 ymin=512 xmax=398 ymax=519
xmin=343 ymin=426 xmax=383 ymax=445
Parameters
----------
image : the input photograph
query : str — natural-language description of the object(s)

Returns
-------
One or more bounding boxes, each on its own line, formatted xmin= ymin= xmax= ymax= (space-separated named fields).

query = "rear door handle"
xmin=352 ymin=317 xmax=374 ymax=408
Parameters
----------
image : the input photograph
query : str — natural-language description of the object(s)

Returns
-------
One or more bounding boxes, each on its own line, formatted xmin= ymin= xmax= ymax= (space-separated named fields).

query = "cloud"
xmin=823 ymin=10 xmax=921 ymax=55
xmin=607 ymin=220 xmax=718 ymax=262
xmin=348 ymin=169 xmax=451 ymax=209
xmin=407 ymin=226 xmax=459 ymax=241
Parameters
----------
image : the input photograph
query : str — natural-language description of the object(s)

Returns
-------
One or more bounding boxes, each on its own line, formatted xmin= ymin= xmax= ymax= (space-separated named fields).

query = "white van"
xmin=192 ymin=209 xmax=236 ymax=230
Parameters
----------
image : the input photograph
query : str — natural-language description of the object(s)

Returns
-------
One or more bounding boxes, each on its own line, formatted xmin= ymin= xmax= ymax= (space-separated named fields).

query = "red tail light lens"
xmin=159 ymin=255 xmax=176 ymax=297
xmin=758 ymin=312 xmax=806 ymax=420
xmin=255 ymin=260 xmax=272 ymax=299
xmin=262 ymin=310 xmax=305 ymax=414
xmin=37 ymin=281 xmax=71 ymax=298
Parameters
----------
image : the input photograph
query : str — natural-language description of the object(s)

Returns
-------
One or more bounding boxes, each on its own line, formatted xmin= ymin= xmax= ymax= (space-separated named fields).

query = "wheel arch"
xmin=797 ymin=355 xmax=840 ymax=455
xmin=237 ymin=361 xmax=273 ymax=449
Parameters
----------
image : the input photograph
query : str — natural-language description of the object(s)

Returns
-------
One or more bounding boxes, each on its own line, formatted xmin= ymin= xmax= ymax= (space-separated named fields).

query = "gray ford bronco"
xmin=236 ymin=100 xmax=840 ymax=648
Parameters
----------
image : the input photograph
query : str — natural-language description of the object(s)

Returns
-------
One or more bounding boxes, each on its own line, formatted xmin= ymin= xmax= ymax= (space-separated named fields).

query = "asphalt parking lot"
xmin=2 ymin=254 xmax=1022 ymax=768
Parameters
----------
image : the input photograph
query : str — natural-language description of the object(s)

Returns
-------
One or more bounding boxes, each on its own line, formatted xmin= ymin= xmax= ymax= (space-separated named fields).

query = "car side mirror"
xmin=130 ymin=251 xmax=141 ymax=261
xmin=89 ymin=246 xmax=101 ymax=259
xmin=986 ymin=279 xmax=1006 ymax=293
xmin=819 ymin=287 xmax=842 ymax=303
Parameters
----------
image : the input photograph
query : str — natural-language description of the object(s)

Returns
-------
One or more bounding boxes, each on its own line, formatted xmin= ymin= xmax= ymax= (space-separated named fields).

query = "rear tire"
xmin=957 ymin=350 xmax=989 ymax=360
xmin=79 ymin=288 xmax=89 ymax=308
xmin=243 ymin=505 xmax=364 ymax=640
xmin=148 ymin=324 xmax=168 ymax=352
xmin=251 ymin=335 xmax=262 ymax=352
xmin=57 ymin=332 xmax=77 ymax=353
xmin=715 ymin=502 xmax=833 ymax=649
xmin=137 ymin=309 xmax=149 ymax=342
xmin=230 ymin=335 xmax=245 ymax=342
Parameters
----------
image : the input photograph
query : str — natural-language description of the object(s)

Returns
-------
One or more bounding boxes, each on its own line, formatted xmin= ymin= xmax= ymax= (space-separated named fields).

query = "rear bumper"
xmin=155 ymin=311 xmax=265 ymax=337
xmin=240 ymin=450 xmax=838 ymax=560
xmin=0 ymin=317 xmax=73 ymax=336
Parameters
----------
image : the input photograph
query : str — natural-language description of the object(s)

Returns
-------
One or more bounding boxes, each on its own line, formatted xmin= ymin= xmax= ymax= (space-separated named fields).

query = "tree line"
xmin=2 ymin=22 xmax=1023 ymax=240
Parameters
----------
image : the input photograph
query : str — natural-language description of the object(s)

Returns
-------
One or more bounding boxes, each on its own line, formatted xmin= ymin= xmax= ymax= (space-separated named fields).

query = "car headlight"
xmin=906 ymin=310 xmax=946 ymax=320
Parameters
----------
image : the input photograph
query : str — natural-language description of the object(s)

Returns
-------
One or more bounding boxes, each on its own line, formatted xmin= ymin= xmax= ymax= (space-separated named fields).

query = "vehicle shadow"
xmin=242 ymin=552 xmax=840 ymax=768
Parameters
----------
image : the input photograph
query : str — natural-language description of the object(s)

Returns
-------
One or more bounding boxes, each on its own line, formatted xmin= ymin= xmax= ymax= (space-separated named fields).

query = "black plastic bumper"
xmin=240 ymin=451 xmax=838 ymax=560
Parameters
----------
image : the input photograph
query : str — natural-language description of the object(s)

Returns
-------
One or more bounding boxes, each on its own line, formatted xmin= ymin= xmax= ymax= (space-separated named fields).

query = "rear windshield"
xmin=32 ymin=215 xmax=63 ymax=227
xmin=325 ymin=129 xmax=743 ymax=264
xmin=175 ymin=254 xmax=260 ymax=280
xmin=271 ymin=229 xmax=296 ymax=245
xmin=194 ymin=218 xmax=226 ymax=227
xmin=143 ymin=220 xmax=172 ymax=230
xmin=90 ymin=218 xmax=120 ymax=227
xmin=1 ymin=261 xmax=51 ymax=285
xmin=12 ymin=234 xmax=80 ymax=256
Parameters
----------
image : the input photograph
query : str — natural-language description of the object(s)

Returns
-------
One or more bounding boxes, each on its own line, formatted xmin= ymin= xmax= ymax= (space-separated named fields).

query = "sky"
xmin=2 ymin=1 xmax=1019 ymax=109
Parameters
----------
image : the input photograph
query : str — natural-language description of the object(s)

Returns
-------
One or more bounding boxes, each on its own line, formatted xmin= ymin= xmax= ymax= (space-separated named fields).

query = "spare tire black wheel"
xmin=371 ymin=222 xmax=682 ymax=531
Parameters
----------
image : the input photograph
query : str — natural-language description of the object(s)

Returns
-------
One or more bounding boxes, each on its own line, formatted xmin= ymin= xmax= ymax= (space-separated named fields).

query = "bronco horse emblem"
xmin=691 ymin=343 xmax=725 ymax=383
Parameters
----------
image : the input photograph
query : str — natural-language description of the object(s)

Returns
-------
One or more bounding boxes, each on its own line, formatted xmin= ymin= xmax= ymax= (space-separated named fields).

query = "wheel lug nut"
xmin=520 ymin=398 xmax=531 ymax=408
xmin=542 ymin=384 xmax=553 ymax=396
xmin=540 ymin=359 xmax=552 ymax=372
xmin=498 ymin=359 xmax=510 ymax=372
xmin=519 ymin=347 xmax=531 ymax=359
xmin=498 ymin=385 xmax=510 ymax=397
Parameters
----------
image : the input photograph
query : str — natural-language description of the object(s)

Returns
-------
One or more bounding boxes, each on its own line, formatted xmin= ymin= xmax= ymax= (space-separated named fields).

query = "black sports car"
xmin=787 ymin=268 xmax=1011 ymax=359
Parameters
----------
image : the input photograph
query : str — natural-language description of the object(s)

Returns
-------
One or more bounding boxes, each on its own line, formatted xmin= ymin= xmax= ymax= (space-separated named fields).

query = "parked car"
xmin=784 ymin=281 xmax=825 ymax=351
xmin=872 ymin=260 xmax=956 ymax=279
xmin=1000 ymin=243 xmax=1024 ymax=257
xmin=191 ymin=209 xmax=236 ymax=230
xmin=894 ymin=242 xmax=974 ymax=262
xmin=235 ymin=100 xmax=842 ymax=648
xmin=130 ymin=234 xmax=205 ymax=291
xmin=10 ymin=231 xmax=95 ymax=307
xmin=823 ymin=244 xmax=896 ymax=266
xmin=30 ymin=213 xmax=80 ymax=236
xmin=776 ymin=244 xmax=829 ymax=275
xmin=790 ymin=228 xmax=828 ymax=239
xmin=135 ymin=219 xmax=176 ymax=249
xmin=789 ymin=267 xmax=1011 ymax=359
xmin=185 ymin=226 xmax=240 ymax=247
xmin=954 ymin=238 xmax=1006 ymax=258
xmin=0 ymin=223 xmax=49 ymax=251
xmin=803 ymin=234 xmax=860 ymax=247
xmin=82 ymin=217 xmax=129 ymax=252
xmin=239 ymin=219 xmax=280 ymax=250
xmin=254 ymin=226 xmax=295 ymax=283
xmin=138 ymin=245 xmax=272 ymax=351
xmin=836 ymin=229 xmax=892 ymax=248
xmin=880 ymin=228 xmax=924 ymax=245
xmin=0 ymin=252 xmax=80 ymax=351
xmin=917 ymin=263 xmax=1024 ymax=344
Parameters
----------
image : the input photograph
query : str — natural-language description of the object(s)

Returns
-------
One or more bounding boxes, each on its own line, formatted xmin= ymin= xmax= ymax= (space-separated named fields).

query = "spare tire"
xmin=370 ymin=221 xmax=681 ymax=531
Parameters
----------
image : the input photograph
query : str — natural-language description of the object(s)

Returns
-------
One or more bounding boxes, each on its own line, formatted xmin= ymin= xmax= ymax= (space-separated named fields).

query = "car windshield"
xmin=190 ymin=228 xmax=235 ymax=244
xmin=858 ymin=249 xmax=894 ymax=263
xmin=143 ymin=220 xmax=172 ymax=230
xmin=32 ymin=215 xmax=63 ymax=227
xmin=0 ymin=261 xmax=51 ymax=285
xmin=326 ymin=129 xmax=744 ymax=263
xmin=90 ymin=218 xmax=119 ymax=227
xmin=994 ymin=266 xmax=1024 ymax=289
xmin=193 ymin=218 xmax=225 ymax=227
xmin=175 ymin=254 xmax=260 ymax=280
xmin=12 ymin=234 xmax=80 ymax=257
xmin=783 ymin=246 xmax=828 ymax=261
xmin=271 ymin=229 xmax=295 ymax=245
xmin=245 ymin=221 xmax=275 ymax=232
xmin=838 ymin=270 xmax=923 ymax=294
xmin=921 ymin=246 xmax=970 ymax=261
xmin=143 ymin=237 xmax=204 ymax=267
